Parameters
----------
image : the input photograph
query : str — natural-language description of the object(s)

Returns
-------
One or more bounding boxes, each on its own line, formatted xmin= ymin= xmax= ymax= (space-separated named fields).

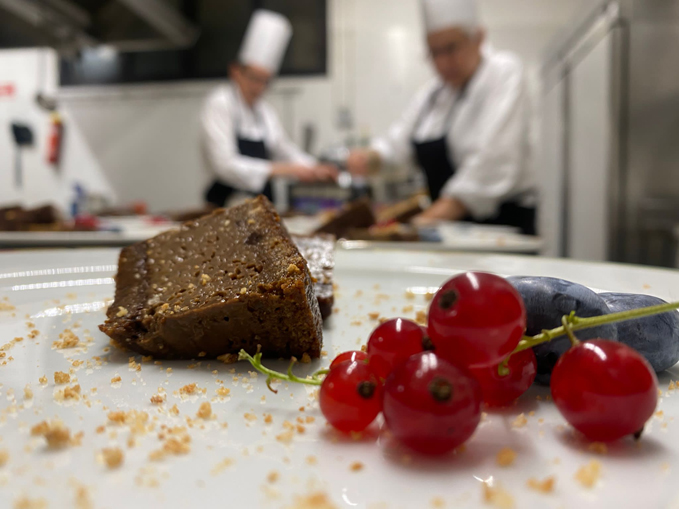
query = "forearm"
xmin=270 ymin=139 xmax=316 ymax=168
xmin=415 ymin=196 xmax=468 ymax=223
xmin=347 ymin=149 xmax=382 ymax=176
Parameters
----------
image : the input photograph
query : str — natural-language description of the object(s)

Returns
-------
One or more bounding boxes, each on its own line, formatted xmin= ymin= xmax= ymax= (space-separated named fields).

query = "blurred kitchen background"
xmin=1 ymin=0 xmax=679 ymax=268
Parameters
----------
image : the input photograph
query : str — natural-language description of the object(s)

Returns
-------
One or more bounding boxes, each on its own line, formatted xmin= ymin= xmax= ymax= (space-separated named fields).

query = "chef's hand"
xmin=347 ymin=149 xmax=381 ymax=176
xmin=411 ymin=196 xmax=467 ymax=225
xmin=272 ymin=163 xmax=339 ymax=183
xmin=310 ymin=163 xmax=340 ymax=182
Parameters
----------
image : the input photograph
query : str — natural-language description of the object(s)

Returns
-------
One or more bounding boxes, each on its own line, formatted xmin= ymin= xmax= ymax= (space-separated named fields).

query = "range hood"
xmin=0 ymin=0 xmax=200 ymax=53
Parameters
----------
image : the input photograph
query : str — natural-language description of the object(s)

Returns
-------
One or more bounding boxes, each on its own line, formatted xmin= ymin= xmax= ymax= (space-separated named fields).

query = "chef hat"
xmin=421 ymin=0 xmax=480 ymax=34
xmin=238 ymin=10 xmax=292 ymax=75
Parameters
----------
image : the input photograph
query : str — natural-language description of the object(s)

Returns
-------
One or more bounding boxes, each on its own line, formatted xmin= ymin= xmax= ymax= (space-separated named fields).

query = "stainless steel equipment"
xmin=541 ymin=0 xmax=679 ymax=266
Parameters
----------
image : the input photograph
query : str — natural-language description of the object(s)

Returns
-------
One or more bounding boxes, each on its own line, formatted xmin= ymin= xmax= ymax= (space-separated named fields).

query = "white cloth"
xmin=372 ymin=47 xmax=535 ymax=220
xmin=421 ymin=0 xmax=479 ymax=33
xmin=239 ymin=10 xmax=292 ymax=74
xmin=201 ymin=84 xmax=316 ymax=194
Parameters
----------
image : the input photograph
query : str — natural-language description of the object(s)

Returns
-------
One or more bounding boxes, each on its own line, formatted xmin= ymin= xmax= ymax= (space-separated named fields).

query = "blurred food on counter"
xmin=0 ymin=201 xmax=177 ymax=234
xmin=314 ymin=198 xmax=376 ymax=239
xmin=98 ymin=202 xmax=149 ymax=217
xmin=375 ymin=195 xmax=428 ymax=224
xmin=0 ymin=204 xmax=61 ymax=231
xmin=292 ymin=234 xmax=335 ymax=320
xmin=311 ymin=196 xmax=431 ymax=243
xmin=348 ymin=223 xmax=421 ymax=243
xmin=163 ymin=206 xmax=218 ymax=223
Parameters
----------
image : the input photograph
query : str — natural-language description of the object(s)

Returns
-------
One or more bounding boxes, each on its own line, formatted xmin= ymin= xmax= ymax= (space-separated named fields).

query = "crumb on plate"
xmin=482 ymin=482 xmax=514 ymax=508
xmin=197 ymin=402 xmax=212 ymax=419
xmin=587 ymin=442 xmax=608 ymax=455
xmin=526 ymin=476 xmax=555 ymax=493
xmin=496 ymin=447 xmax=517 ymax=467
xmin=217 ymin=353 xmax=238 ymax=364
xmin=12 ymin=497 xmax=47 ymax=509
xmin=101 ymin=447 xmax=124 ymax=469
xmin=574 ymin=460 xmax=602 ymax=488
xmin=287 ymin=492 xmax=337 ymax=509
xmin=53 ymin=329 xmax=79 ymax=349
xmin=511 ymin=413 xmax=528 ymax=428
xmin=150 ymin=394 xmax=166 ymax=405
xmin=30 ymin=420 xmax=73 ymax=448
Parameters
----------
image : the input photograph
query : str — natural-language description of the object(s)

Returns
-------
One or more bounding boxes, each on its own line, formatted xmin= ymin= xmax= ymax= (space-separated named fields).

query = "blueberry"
xmin=598 ymin=293 xmax=679 ymax=372
xmin=507 ymin=276 xmax=617 ymax=385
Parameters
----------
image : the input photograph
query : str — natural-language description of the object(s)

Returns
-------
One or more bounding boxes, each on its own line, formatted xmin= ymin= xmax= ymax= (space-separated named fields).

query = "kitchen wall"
xmin=0 ymin=48 xmax=114 ymax=213
xmin=48 ymin=0 xmax=585 ymax=212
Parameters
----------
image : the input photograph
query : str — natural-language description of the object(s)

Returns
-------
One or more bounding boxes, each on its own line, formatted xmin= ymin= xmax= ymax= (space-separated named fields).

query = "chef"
xmin=347 ymin=0 xmax=537 ymax=234
xmin=201 ymin=9 xmax=337 ymax=207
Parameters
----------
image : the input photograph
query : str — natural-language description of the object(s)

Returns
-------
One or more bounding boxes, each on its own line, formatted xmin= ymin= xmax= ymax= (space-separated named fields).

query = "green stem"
xmin=312 ymin=368 xmax=330 ymax=379
xmin=497 ymin=358 xmax=510 ymax=377
xmin=513 ymin=300 xmax=679 ymax=354
xmin=238 ymin=349 xmax=322 ymax=393
xmin=561 ymin=313 xmax=580 ymax=347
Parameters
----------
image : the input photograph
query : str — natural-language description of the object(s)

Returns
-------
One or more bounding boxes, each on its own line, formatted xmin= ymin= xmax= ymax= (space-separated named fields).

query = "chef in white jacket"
xmin=347 ymin=0 xmax=536 ymax=234
xmin=201 ymin=10 xmax=337 ymax=207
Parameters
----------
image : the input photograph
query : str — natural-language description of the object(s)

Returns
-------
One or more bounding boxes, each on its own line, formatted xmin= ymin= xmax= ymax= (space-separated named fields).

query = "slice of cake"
xmin=314 ymin=198 xmax=375 ymax=239
xmin=99 ymin=196 xmax=323 ymax=360
xmin=292 ymin=234 xmax=335 ymax=320
xmin=375 ymin=195 xmax=426 ymax=224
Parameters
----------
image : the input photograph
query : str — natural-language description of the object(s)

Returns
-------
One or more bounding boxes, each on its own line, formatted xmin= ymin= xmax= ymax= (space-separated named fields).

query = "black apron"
xmin=411 ymin=86 xmax=536 ymax=235
xmin=205 ymin=93 xmax=274 ymax=207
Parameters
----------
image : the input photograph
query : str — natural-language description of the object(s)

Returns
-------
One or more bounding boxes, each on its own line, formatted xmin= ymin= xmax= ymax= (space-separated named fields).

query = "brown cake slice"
xmin=99 ymin=196 xmax=323 ymax=360
xmin=313 ymin=198 xmax=375 ymax=239
xmin=292 ymin=234 xmax=335 ymax=320
xmin=376 ymin=195 xmax=426 ymax=224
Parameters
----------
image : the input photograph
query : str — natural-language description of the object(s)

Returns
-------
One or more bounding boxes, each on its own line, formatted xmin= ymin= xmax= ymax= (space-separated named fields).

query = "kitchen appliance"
xmin=541 ymin=0 xmax=679 ymax=267
xmin=10 ymin=121 xmax=33 ymax=189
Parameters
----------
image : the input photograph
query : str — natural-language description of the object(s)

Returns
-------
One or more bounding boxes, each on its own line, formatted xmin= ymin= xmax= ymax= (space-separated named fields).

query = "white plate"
xmin=0 ymin=249 xmax=678 ymax=509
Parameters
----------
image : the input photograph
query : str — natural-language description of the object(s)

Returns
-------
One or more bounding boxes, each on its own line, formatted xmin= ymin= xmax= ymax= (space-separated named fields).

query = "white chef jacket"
xmin=201 ymin=84 xmax=316 ymax=194
xmin=372 ymin=46 xmax=536 ymax=220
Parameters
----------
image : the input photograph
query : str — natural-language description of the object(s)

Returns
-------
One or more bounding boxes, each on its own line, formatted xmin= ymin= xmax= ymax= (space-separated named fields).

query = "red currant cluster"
xmin=243 ymin=272 xmax=670 ymax=456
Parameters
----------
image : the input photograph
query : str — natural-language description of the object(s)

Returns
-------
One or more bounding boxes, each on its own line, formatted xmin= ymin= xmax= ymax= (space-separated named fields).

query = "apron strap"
xmin=412 ymin=84 xmax=467 ymax=142
xmin=232 ymin=86 xmax=268 ymax=142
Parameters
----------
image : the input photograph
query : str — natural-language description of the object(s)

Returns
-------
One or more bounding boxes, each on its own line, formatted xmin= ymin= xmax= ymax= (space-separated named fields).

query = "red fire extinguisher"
xmin=47 ymin=112 xmax=64 ymax=166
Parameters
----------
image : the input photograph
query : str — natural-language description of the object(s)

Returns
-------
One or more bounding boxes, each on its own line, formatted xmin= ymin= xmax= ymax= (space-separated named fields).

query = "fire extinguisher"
xmin=47 ymin=112 xmax=64 ymax=166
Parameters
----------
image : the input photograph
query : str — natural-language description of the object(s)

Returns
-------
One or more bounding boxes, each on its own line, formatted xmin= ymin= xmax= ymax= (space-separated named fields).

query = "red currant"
xmin=367 ymin=318 xmax=427 ymax=379
xmin=550 ymin=340 xmax=658 ymax=442
xmin=469 ymin=349 xmax=537 ymax=407
xmin=329 ymin=350 xmax=368 ymax=370
xmin=382 ymin=352 xmax=482 ymax=455
xmin=428 ymin=272 xmax=526 ymax=368
xmin=319 ymin=360 xmax=382 ymax=433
